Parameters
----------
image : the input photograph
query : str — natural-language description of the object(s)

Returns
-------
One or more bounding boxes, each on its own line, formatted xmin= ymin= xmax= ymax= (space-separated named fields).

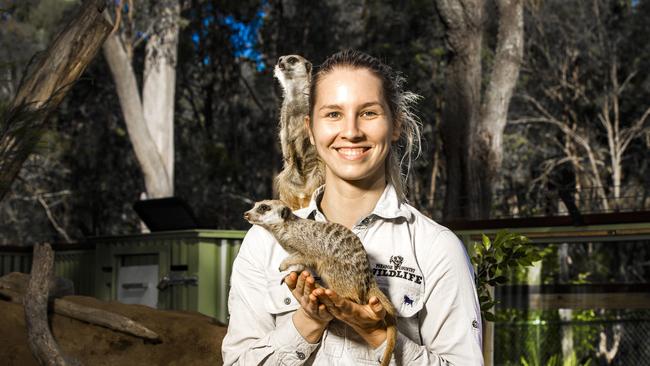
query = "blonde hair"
xmin=309 ymin=50 xmax=422 ymax=202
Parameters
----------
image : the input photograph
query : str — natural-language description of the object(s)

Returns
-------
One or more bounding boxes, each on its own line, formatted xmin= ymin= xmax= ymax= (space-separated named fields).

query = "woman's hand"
xmin=314 ymin=288 xmax=388 ymax=348
xmin=284 ymin=271 xmax=333 ymax=343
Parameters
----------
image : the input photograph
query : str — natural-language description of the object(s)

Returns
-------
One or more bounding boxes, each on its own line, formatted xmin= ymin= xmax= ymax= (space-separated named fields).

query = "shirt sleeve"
xmin=221 ymin=226 xmax=321 ymax=366
xmin=373 ymin=229 xmax=484 ymax=366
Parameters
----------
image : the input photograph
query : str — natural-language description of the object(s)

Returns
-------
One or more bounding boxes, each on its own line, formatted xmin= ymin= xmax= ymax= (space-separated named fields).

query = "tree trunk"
xmin=102 ymin=0 xmax=180 ymax=199
xmin=24 ymin=243 xmax=80 ymax=366
xmin=437 ymin=0 xmax=523 ymax=220
xmin=0 ymin=0 xmax=112 ymax=202
xmin=142 ymin=0 xmax=180 ymax=194
xmin=436 ymin=0 xmax=483 ymax=220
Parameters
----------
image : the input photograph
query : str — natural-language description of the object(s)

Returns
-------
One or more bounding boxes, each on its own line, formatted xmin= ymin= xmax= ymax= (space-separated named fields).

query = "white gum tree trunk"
xmin=102 ymin=1 xmax=179 ymax=199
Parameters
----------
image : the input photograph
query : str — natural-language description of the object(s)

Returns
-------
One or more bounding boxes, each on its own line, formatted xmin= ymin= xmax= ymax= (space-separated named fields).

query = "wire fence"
xmin=494 ymin=311 xmax=650 ymax=366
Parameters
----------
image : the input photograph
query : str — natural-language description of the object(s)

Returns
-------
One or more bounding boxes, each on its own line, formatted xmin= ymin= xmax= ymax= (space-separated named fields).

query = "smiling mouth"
xmin=335 ymin=147 xmax=370 ymax=160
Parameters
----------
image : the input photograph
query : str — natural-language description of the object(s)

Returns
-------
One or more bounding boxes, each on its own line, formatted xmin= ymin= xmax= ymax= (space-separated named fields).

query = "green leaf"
xmin=483 ymin=311 xmax=496 ymax=322
xmin=482 ymin=234 xmax=491 ymax=250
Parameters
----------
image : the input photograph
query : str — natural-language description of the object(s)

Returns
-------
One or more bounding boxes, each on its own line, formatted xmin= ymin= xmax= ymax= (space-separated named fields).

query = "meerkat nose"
xmin=243 ymin=212 xmax=250 ymax=220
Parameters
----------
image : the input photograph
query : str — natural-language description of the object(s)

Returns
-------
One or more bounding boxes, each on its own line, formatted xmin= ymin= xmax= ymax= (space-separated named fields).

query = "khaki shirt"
xmin=222 ymin=185 xmax=483 ymax=365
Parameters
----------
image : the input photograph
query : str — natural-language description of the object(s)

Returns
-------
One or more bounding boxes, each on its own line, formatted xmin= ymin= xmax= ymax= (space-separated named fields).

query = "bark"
xmin=142 ymin=0 xmax=180 ymax=192
xmin=24 ymin=243 xmax=80 ymax=366
xmin=436 ymin=0 xmax=483 ymax=220
xmin=0 ymin=0 xmax=112 ymax=202
xmin=53 ymin=298 xmax=160 ymax=341
xmin=437 ymin=0 xmax=523 ymax=219
xmin=102 ymin=1 xmax=180 ymax=198
xmin=103 ymin=33 xmax=172 ymax=198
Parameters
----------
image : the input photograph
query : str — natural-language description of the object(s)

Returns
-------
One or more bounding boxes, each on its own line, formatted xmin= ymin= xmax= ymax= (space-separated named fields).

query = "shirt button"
xmin=296 ymin=351 xmax=306 ymax=360
xmin=284 ymin=297 xmax=291 ymax=305
xmin=472 ymin=319 xmax=479 ymax=329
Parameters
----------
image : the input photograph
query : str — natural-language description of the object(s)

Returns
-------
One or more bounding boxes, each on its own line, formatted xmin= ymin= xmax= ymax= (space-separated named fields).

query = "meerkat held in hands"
xmin=244 ymin=200 xmax=397 ymax=366
xmin=274 ymin=55 xmax=324 ymax=210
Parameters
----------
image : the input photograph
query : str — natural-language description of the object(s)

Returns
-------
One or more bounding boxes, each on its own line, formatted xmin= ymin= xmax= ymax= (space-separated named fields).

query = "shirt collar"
xmin=298 ymin=183 xmax=413 ymax=222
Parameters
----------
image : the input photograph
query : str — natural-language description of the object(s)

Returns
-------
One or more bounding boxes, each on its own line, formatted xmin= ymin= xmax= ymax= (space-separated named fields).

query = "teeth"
xmin=337 ymin=148 xmax=366 ymax=158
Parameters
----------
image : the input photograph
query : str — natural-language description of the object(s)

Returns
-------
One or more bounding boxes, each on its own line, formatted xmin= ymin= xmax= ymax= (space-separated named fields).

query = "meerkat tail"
xmin=369 ymin=286 xmax=397 ymax=366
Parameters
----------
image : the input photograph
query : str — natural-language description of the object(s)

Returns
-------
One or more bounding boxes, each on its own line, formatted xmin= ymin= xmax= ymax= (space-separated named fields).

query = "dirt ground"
xmin=0 ymin=296 xmax=227 ymax=365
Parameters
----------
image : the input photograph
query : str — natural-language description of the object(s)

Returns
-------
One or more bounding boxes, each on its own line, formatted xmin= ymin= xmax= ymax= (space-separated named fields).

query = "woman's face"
xmin=307 ymin=67 xmax=400 ymax=186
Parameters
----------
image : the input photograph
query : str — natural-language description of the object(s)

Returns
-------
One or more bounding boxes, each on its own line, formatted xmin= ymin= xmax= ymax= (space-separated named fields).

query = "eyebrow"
xmin=318 ymin=101 xmax=384 ymax=111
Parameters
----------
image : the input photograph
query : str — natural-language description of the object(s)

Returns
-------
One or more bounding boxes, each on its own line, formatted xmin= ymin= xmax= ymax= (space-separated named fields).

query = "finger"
xmin=314 ymin=288 xmax=336 ymax=309
xmin=368 ymin=296 xmax=384 ymax=314
xmin=304 ymin=274 xmax=315 ymax=296
xmin=294 ymin=272 xmax=306 ymax=296
xmin=325 ymin=289 xmax=347 ymax=308
xmin=307 ymin=293 xmax=320 ymax=313
xmin=318 ymin=304 xmax=332 ymax=320
xmin=284 ymin=272 xmax=297 ymax=290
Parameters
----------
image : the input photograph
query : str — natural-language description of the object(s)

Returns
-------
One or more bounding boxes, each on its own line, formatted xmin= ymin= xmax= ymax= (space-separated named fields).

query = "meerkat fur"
xmin=274 ymin=55 xmax=324 ymax=210
xmin=244 ymin=200 xmax=397 ymax=366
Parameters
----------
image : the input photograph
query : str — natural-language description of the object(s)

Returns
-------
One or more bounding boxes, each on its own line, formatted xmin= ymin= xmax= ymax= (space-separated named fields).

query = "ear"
xmin=305 ymin=61 xmax=312 ymax=75
xmin=281 ymin=206 xmax=291 ymax=220
xmin=304 ymin=116 xmax=315 ymax=145
xmin=391 ymin=116 xmax=402 ymax=142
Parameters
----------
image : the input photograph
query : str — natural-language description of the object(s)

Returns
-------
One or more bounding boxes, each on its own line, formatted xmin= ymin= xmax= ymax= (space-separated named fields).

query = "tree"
xmin=102 ymin=0 xmax=180 ymax=198
xmin=435 ymin=0 xmax=524 ymax=219
xmin=509 ymin=0 xmax=650 ymax=213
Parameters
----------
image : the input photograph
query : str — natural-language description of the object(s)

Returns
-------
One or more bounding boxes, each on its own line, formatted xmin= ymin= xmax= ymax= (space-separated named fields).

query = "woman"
xmin=222 ymin=50 xmax=483 ymax=365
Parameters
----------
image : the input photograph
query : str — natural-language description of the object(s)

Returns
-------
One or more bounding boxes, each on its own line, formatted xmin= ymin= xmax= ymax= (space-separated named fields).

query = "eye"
xmin=325 ymin=111 xmax=341 ymax=119
xmin=258 ymin=204 xmax=270 ymax=213
xmin=287 ymin=56 xmax=298 ymax=64
xmin=361 ymin=110 xmax=378 ymax=118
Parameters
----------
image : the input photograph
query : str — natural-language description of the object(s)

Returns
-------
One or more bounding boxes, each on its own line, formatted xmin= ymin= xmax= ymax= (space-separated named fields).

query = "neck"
xmin=320 ymin=175 xmax=386 ymax=229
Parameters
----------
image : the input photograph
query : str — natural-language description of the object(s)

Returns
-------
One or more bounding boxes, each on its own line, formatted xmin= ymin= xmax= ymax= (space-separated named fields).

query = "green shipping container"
xmin=89 ymin=230 xmax=245 ymax=324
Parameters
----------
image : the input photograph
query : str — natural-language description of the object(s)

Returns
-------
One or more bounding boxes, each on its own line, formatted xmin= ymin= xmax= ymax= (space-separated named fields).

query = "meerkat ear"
xmin=281 ymin=206 xmax=291 ymax=220
xmin=305 ymin=61 xmax=312 ymax=75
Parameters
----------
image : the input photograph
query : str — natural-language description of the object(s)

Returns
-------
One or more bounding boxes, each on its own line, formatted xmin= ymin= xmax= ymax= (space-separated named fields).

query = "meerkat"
xmin=244 ymin=200 xmax=397 ymax=366
xmin=274 ymin=54 xmax=324 ymax=210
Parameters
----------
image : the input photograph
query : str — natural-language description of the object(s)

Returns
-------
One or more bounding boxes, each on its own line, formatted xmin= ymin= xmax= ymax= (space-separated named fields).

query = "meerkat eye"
xmin=258 ymin=204 xmax=270 ymax=213
xmin=287 ymin=56 xmax=298 ymax=64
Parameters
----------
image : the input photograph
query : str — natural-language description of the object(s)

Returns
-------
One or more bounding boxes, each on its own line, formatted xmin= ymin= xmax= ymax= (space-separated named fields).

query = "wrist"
xmin=292 ymin=308 xmax=329 ymax=344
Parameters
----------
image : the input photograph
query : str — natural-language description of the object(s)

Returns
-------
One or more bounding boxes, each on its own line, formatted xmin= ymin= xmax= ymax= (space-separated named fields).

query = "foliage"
xmin=472 ymin=231 xmax=544 ymax=321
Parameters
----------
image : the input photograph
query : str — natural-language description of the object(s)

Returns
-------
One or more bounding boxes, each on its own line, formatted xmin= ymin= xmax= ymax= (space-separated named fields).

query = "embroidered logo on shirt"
xmin=403 ymin=295 xmax=414 ymax=306
xmin=389 ymin=255 xmax=404 ymax=270
xmin=372 ymin=263 xmax=423 ymax=284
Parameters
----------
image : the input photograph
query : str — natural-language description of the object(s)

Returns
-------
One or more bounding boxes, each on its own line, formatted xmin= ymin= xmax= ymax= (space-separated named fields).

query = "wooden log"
xmin=53 ymin=298 xmax=161 ymax=342
xmin=0 ymin=0 xmax=113 ymax=202
xmin=24 ymin=243 xmax=80 ymax=366
xmin=0 ymin=272 xmax=74 ymax=299
xmin=0 ymin=272 xmax=160 ymax=342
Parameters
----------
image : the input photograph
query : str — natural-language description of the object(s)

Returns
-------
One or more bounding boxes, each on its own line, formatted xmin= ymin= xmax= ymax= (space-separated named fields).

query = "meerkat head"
xmin=274 ymin=55 xmax=312 ymax=90
xmin=244 ymin=200 xmax=294 ymax=226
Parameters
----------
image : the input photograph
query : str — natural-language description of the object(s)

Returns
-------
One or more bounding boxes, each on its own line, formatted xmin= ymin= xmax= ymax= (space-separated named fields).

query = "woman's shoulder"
xmin=402 ymin=202 xmax=453 ymax=236
xmin=401 ymin=203 xmax=468 ymax=256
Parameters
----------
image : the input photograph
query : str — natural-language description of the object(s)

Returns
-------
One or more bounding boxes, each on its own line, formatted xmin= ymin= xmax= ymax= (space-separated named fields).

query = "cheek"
xmin=311 ymin=122 xmax=338 ymax=146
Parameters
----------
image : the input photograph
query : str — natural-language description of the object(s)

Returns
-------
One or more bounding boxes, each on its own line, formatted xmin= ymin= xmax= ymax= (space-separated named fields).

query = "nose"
xmin=341 ymin=115 xmax=363 ymax=140
xmin=243 ymin=212 xmax=250 ymax=220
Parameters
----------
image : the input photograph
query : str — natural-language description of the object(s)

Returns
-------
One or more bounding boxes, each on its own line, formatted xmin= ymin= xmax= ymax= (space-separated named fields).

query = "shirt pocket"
xmin=265 ymin=271 xmax=300 ymax=315
xmin=377 ymin=279 xmax=424 ymax=344
xmin=377 ymin=279 xmax=424 ymax=318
